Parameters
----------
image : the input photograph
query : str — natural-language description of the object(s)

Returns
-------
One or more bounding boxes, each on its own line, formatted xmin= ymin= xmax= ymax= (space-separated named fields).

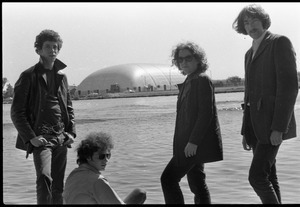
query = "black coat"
xmin=11 ymin=59 xmax=76 ymax=154
xmin=242 ymin=31 xmax=298 ymax=144
xmin=173 ymin=72 xmax=223 ymax=167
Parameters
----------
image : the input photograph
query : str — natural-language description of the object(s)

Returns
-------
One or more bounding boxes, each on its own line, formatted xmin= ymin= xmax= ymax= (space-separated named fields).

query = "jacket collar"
xmin=54 ymin=58 xmax=67 ymax=70
xmin=34 ymin=58 xmax=67 ymax=89
xmin=177 ymin=71 xmax=198 ymax=96
xmin=252 ymin=30 xmax=267 ymax=53
xmin=36 ymin=58 xmax=67 ymax=72
xmin=79 ymin=163 xmax=101 ymax=174
xmin=247 ymin=31 xmax=272 ymax=63
xmin=187 ymin=70 xmax=201 ymax=80
xmin=177 ymin=70 xmax=202 ymax=109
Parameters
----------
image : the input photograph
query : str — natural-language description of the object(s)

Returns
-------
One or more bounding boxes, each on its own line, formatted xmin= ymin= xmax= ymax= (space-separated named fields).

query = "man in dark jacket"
xmin=160 ymin=42 xmax=223 ymax=204
xmin=11 ymin=29 xmax=76 ymax=204
xmin=233 ymin=4 xmax=298 ymax=204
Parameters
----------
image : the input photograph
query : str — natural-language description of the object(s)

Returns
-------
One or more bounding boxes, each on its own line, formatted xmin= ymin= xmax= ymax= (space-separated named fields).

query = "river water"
xmin=3 ymin=91 xmax=300 ymax=204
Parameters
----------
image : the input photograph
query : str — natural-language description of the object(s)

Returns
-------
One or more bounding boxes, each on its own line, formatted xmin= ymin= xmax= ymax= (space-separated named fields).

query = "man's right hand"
xmin=30 ymin=136 xmax=49 ymax=147
xmin=242 ymin=136 xmax=252 ymax=151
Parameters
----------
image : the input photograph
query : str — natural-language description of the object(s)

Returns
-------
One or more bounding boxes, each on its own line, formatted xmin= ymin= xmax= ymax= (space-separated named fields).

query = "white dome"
xmin=77 ymin=63 xmax=185 ymax=93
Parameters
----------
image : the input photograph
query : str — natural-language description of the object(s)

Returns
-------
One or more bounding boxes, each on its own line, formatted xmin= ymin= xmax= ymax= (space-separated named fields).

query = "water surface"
xmin=3 ymin=92 xmax=300 ymax=204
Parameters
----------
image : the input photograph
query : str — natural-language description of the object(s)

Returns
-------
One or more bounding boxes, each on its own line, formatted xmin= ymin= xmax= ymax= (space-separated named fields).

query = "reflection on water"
xmin=3 ymin=92 xmax=300 ymax=204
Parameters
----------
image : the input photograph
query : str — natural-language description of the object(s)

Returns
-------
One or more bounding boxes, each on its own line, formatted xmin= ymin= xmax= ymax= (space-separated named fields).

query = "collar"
xmin=186 ymin=70 xmax=202 ymax=81
xmin=37 ymin=61 xmax=54 ymax=74
xmin=38 ymin=58 xmax=67 ymax=72
xmin=79 ymin=163 xmax=101 ymax=174
xmin=252 ymin=30 xmax=267 ymax=51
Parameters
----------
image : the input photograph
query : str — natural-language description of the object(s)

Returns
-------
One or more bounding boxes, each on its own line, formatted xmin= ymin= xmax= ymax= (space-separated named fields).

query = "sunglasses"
xmin=177 ymin=55 xmax=194 ymax=64
xmin=98 ymin=153 xmax=111 ymax=160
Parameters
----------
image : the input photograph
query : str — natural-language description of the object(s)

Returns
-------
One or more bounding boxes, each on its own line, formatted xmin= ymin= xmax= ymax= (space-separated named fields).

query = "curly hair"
xmin=34 ymin=29 xmax=63 ymax=51
xmin=76 ymin=132 xmax=114 ymax=165
xmin=171 ymin=41 xmax=208 ymax=75
xmin=232 ymin=4 xmax=271 ymax=35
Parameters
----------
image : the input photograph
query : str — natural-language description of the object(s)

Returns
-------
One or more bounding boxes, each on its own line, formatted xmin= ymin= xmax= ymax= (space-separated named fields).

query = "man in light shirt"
xmin=232 ymin=4 xmax=298 ymax=204
xmin=63 ymin=132 xmax=146 ymax=204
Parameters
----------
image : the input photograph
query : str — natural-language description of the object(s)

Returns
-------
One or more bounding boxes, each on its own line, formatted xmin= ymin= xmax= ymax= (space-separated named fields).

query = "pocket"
xmin=257 ymin=98 xmax=262 ymax=111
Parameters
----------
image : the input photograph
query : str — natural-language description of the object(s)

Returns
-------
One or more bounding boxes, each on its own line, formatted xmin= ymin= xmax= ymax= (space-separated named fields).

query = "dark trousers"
xmin=245 ymin=107 xmax=281 ymax=204
xmin=160 ymin=157 xmax=211 ymax=204
xmin=33 ymin=137 xmax=67 ymax=204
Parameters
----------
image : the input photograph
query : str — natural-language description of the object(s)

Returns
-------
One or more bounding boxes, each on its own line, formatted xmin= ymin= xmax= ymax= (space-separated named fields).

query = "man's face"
xmin=87 ymin=149 xmax=111 ymax=172
xmin=178 ymin=49 xmax=199 ymax=75
xmin=243 ymin=16 xmax=265 ymax=40
xmin=37 ymin=41 xmax=59 ymax=63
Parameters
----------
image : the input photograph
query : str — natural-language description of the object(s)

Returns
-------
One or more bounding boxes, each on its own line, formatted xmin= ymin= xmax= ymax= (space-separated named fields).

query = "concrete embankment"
xmin=99 ymin=86 xmax=245 ymax=99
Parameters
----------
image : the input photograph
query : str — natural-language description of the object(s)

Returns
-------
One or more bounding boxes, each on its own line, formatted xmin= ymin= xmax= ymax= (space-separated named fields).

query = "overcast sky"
xmin=3 ymin=2 xmax=300 ymax=86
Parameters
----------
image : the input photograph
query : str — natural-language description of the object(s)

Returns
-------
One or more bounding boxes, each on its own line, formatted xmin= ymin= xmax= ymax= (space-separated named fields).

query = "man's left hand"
xmin=270 ymin=130 xmax=283 ymax=146
xmin=184 ymin=142 xmax=198 ymax=158
xmin=63 ymin=132 xmax=75 ymax=147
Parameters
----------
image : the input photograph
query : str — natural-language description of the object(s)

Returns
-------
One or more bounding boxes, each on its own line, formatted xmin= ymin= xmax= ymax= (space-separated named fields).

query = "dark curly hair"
xmin=34 ymin=29 xmax=63 ymax=51
xmin=171 ymin=41 xmax=208 ymax=75
xmin=76 ymin=132 xmax=114 ymax=165
xmin=232 ymin=4 xmax=271 ymax=35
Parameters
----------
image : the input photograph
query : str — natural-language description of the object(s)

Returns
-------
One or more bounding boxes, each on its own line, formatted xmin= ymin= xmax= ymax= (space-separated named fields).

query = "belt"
xmin=43 ymin=133 xmax=65 ymax=144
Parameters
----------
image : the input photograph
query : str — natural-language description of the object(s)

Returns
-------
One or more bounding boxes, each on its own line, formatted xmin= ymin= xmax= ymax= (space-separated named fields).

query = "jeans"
xmin=245 ymin=107 xmax=281 ymax=204
xmin=33 ymin=137 xmax=67 ymax=204
xmin=161 ymin=157 xmax=211 ymax=204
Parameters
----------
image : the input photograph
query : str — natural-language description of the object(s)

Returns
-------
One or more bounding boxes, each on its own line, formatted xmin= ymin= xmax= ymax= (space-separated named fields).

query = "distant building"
xmin=76 ymin=63 xmax=186 ymax=96
xmin=69 ymin=84 xmax=77 ymax=91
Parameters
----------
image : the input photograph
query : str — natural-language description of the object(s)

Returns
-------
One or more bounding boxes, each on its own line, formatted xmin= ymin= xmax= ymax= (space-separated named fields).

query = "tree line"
xmin=2 ymin=77 xmax=13 ymax=100
xmin=3 ymin=72 xmax=300 ymax=100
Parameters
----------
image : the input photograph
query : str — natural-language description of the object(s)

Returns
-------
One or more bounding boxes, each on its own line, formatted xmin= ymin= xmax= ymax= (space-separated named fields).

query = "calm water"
xmin=3 ymin=92 xmax=300 ymax=204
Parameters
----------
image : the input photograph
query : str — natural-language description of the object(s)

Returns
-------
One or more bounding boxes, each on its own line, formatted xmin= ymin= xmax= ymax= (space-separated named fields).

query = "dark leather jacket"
xmin=11 ymin=59 xmax=76 ymax=155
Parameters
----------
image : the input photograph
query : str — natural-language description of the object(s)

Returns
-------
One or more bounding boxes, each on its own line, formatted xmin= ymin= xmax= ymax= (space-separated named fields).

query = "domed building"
xmin=76 ymin=63 xmax=186 ymax=96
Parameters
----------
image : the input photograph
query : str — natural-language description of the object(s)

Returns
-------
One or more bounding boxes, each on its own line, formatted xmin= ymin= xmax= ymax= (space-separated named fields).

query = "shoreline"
xmin=2 ymin=86 xmax=245 ymax=104
xmin=74 ymin=86 xmax=245 ymax=100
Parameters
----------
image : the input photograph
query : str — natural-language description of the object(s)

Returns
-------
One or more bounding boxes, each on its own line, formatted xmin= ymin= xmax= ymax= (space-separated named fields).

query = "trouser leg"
xmin=51 ymin=144 xmax=67 ymax=204
xmin=161 ymin=157 xmax=191 ymax=204
xmin=33 ymin=146 xmax=53 ymax=204
xmin=187 ymin=164 xmax=211 ymax=204
xmin=249 ymin=142 xmax=281 ymax=204
xmin=245 ymin=107 xmax=281 ymax=204
xmin=269 ymin=161 xmax=281 ymax=203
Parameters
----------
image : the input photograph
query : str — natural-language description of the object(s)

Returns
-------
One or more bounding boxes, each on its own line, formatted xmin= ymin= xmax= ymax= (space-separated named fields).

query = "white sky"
xmin=3 ymin=2 xmax=300 ymax=86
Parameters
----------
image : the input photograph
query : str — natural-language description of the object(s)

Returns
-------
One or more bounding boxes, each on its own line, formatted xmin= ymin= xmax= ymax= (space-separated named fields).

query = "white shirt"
xmin=252 ymin=30 xmax=267 ymax=58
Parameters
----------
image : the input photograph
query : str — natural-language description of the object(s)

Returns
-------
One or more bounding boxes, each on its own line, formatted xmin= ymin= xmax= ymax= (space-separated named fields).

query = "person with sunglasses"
xmin=63 ymin=132 xmax=146 ymax=204
xmin=160 ymin=41 xmax=223 ymax=204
